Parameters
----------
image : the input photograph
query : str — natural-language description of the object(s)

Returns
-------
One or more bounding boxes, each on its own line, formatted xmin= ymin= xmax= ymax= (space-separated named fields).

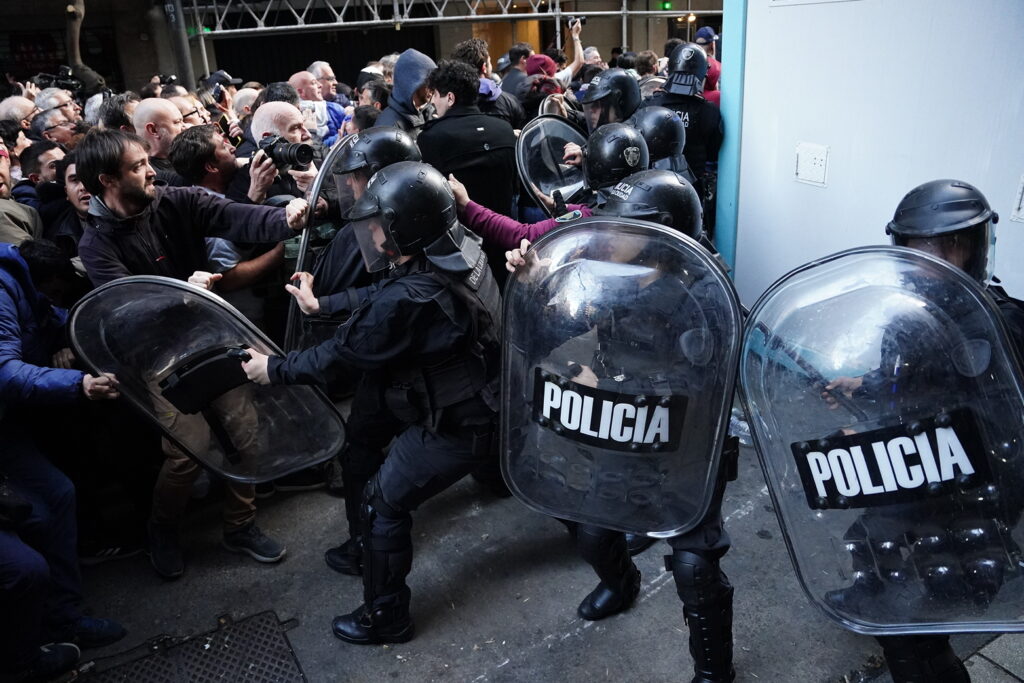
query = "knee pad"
xmin=667 ymin=550 xmax=732 ymax=607
xmin=360 ymin=475 xmax=411 ymax=551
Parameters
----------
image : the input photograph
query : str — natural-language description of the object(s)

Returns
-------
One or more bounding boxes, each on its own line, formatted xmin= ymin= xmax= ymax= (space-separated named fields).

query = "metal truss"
xmin=185 ymin=0 xmax=721 ymax=37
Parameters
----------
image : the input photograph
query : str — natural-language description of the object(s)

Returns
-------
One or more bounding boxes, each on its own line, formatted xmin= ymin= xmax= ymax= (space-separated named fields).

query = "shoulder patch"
xmin=555 ymin=209 xmax=583 ymax=223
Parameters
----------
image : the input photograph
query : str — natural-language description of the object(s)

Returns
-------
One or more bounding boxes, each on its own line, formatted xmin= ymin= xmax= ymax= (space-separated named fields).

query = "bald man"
xmin=134 ymin=97 xmax=188 ymax=186
xmin=168 ymin=95 xmax=210 ymax=127
xmin=288 ymin=71 xmax=344 ymax=146
xmin=226 ymin=101 xmax=314 ymax=205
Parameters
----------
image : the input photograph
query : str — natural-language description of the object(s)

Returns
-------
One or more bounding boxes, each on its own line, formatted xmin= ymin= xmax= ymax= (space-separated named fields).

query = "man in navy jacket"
xmin=0 ymin=239 xmax=123 ymax=682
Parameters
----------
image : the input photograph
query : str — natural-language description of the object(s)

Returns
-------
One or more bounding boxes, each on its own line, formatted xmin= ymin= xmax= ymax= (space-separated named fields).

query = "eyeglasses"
xmin=320 ymin=77 xmax=338 ymax=83
xmin=181 ymin=108 xmax=203 ymax=119
xmin=44 ymin=120 xmax=74 ymax=132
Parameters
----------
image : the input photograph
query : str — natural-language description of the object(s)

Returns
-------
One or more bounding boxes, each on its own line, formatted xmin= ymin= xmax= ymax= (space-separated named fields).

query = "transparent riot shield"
xmin=639 ymin=76 xmax=666 ymax=99
xmin=502 ymin=217 xmax=742 ymax=536
xmin=516 ymin=115 xmax=588 ymax=218
xmin=740 ymin=246 xmax=1024 ymax=634
xmin=284 ymin=134 xmax=361 ymax=352
xmin=70 ymin=276 xmax=346 ymax=484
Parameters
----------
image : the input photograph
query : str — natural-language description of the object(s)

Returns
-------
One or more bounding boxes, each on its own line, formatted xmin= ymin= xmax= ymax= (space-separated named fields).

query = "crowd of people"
xmin=1 ymin=17 xmax=1002 ymax=683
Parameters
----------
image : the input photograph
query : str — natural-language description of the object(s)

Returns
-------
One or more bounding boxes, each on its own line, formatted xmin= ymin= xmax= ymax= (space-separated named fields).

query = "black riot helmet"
xmin=583 ymin=123 xmax=650 ymax=191
xmin=665 ymin=43 xmax=708 ymax=97
xmin=593 ymin=169 xmax=703 ymax=239
xmin=336 ymin=126 xmax=422 ymax=177
xmin=347 ymin=161 xmax=459 ymax=272
xmin=580 ymin=68 xmax=642 ymax=134
xmin=628 ymin=106 xmax=686 ymax=166
xmin=886 ymin=179 xmax=999 ymax=282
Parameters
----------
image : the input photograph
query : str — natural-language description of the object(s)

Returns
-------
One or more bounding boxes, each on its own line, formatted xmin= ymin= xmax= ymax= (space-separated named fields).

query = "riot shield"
xmin=639 ymin=76 xmax=666 ymax=99
xmin=502 ymin=217 xmax=742 ymax=536
xmin=740 ymin=246 xmax=1024 ymax=634
xmin=70 ymin=276 xmax=346 ymax=484
xmin=284 ymin=134 xmax=361 ymax=352
xmin=538 ymin=94 xmax=567 ymax=118
xmin=516 ymin=115 xmax=588 ymax=218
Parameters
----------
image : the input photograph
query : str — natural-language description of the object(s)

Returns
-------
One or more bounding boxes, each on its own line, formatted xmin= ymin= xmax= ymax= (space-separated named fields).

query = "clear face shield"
xmin=583 ymin=97 xmax=624 ymax=134
xmin=352 ymin=214 xmax=401 ymax=273
xmin=892 ymin=223 xmax=992 ymax=283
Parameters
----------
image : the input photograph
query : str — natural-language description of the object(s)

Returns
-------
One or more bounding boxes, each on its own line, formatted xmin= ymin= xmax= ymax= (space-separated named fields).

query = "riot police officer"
xmin=286 ymin=127 xmax=422 ymax=577
xmin=579 ymin=67 xmax=642 ymax=133
xmin=628 ymin=106 xmax=697 ymax=185
xmin=505 ymin=170 xmax=740 ymax=683
xmin=301 ymin=126 xmax=422 ymax=306
xmin=242 ymin=162 xmax=501 ymax=645
xmin=822 ymin=180 xmax=1022 ymax=683
xmin=639 ymin=43 xmax=723 ymax=235
xmin=456 ymin=122 xmax=650 ymax=251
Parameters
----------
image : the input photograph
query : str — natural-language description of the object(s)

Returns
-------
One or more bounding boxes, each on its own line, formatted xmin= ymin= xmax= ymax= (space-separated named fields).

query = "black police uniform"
xmin=548 ymin=270 xmax=737 ymax=682
xmin=640 ymin=92 xmax=723 ymax=200
xmin=267 ymin=246 xmax=501 ymax=642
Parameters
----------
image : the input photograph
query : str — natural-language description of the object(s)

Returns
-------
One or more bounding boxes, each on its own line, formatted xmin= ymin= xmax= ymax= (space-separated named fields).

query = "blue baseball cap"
xmin=695 ymin=27 xmax=719 ymax=45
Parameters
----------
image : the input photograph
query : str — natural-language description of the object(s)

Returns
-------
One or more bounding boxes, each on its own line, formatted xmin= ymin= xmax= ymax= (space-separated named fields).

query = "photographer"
xmin=75 ymin=128 xmax=307 ymax=578
xmin=227 ymin=101 xmax=316 ymax=205
xmin=232 ymin=82 xmax=301 ymax=159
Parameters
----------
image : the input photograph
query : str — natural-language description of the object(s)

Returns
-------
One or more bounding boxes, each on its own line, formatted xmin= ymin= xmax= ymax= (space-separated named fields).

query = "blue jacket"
xmin=11 ymin=180 xmax=40 ymax=211
xmin=0 ymin=243 xmax=83 ymax=409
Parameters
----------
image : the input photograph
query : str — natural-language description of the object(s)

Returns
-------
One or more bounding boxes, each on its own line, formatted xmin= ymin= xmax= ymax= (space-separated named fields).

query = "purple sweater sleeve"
xmin=460 ymin=201 xmax=591 ymax=250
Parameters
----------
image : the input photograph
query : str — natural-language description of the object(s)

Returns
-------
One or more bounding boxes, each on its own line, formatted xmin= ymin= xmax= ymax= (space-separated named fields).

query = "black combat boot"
xmin=669 ymin=550 xmax=735 ymax=683
xmin=333 ymin=482 xmax=415 ymax=645
xmin=332 ymin=587 xmax=414 ymax=645
xmin=877 ymin=635 xmax=970 ymax=683
xmin=576 ymin=527 xmax=642 ymax=620
xmin=683 ymin=583 xmax=735 ymax=683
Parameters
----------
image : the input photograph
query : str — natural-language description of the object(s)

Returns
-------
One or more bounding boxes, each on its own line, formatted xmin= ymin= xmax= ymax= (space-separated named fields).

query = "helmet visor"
xmin=892 ymin=223 xmax=991 ymax=282
xmin=583 ymin=99 xmax=625 ymax=134
xmin=352 ymin=216 xmax=400 ymax=273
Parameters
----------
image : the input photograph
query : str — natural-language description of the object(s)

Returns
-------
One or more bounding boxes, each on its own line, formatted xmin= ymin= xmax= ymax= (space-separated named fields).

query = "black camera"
xmin=160 ymin=74 xmax=179 ymax=86
xmin=31 ymin=65 xmax=82 ymax=94
xmin=257 ymin=135 xmax=314 ymax=172
xmin=566 ymin=15 xmax=587 ymax=27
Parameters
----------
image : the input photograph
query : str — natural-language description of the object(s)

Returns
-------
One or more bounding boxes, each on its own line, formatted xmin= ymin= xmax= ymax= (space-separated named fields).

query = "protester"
xmin=12 ymin=141 xmax=66 ymax=210
xmin=133 ymin=98 xmax=187 ymax=186
xmin=0 ymin=139 xmax=44 ymax=245
xmin=375 ymin=49 xmax=436 ymax=138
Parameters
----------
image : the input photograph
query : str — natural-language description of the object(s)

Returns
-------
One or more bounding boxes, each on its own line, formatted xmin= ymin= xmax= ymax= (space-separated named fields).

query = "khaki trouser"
xmin=149 ymin=386 xmax=259 ymax=531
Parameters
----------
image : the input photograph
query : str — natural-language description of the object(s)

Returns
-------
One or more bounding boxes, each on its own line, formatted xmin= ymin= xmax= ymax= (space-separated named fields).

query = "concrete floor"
xmin=76 ymin=446 xmax=1011 ymax=682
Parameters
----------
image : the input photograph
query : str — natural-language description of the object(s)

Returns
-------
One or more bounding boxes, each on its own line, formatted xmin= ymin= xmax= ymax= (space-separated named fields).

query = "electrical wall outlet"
xmin=795 ymin=142 xmax=829 ymax=186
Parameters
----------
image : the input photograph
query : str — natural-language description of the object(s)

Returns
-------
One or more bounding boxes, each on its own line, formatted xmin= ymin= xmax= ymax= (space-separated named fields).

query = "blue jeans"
xmin=0 ymin=423 xmax=82 ymax=671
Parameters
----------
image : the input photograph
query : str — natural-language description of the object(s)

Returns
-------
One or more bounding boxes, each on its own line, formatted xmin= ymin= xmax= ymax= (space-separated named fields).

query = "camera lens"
xmin=279 ymin=142 xmax=315 ymax=168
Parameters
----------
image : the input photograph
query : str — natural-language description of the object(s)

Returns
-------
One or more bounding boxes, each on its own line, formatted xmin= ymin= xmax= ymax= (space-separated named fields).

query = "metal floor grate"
xmin=82 ymin=611 xmax=306 ymax=683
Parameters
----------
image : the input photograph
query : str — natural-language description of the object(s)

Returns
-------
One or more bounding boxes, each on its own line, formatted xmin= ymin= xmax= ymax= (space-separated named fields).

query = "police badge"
xmin=624 ymin=146 xmax=641 ymax=168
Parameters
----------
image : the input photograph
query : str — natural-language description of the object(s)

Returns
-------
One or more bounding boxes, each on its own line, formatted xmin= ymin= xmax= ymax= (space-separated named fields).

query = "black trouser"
xmin=339 ymin=379 xmax=403 ymax=542
xmin=360 ymin=424 xmax=488 ymax=604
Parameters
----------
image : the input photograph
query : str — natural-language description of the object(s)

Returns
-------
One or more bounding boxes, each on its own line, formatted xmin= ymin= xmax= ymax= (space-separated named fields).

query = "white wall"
xmin=733 ymin=0 xmax=1024 ymax=304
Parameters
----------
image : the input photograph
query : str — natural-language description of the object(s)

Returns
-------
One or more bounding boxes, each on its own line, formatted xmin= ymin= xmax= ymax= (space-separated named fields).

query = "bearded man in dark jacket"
xmin=74 ymin=128 xmax=308 ymax=580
